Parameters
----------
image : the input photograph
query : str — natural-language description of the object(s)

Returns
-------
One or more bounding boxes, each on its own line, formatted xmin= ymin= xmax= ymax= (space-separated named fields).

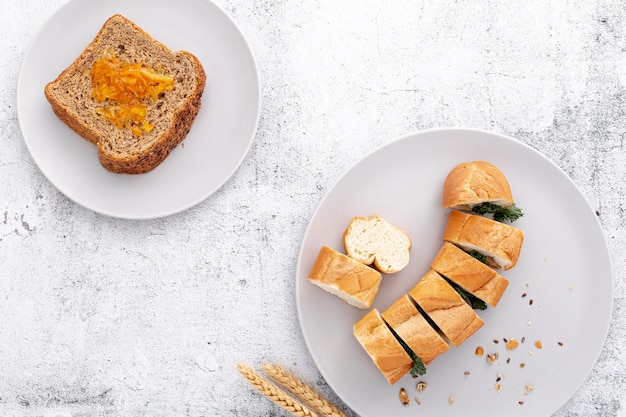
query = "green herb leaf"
xmin=471 ymin=202 xmax=524 ymax=223
xmin=469 ymin=250 xmax=487 ymax=264
xmin=388 ymin=326 xmax=427 ymax=376
xmin=446 ymin=279 xmax=488 ymax=311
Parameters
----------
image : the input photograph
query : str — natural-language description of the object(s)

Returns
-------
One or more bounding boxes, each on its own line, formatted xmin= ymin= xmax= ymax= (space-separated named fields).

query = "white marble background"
xmin=1 ymin=0 xmax=625 ymax=416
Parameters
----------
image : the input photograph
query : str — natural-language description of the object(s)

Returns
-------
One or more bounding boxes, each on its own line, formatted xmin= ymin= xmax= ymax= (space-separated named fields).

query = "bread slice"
xmin=308 ymin=246 xmax=382 ymax=309
xmin=44 ymin=14 xmax=206 ymax=174
xmin=343 ymin=215 xmax=412 ymax=274
xmin=353 ymin=309 xmax=413 ymax=384
xmin=431 ymin=242 xmax=509 ymax=307
xmin=408 ymin=269 xmax=484 ymax=347
xmin=442 ymin=161 xmax=514 ymax=210
xmin=443 ymin=210 xmax=524 ymax=270
xmin=381 ymin=294 xmax=449 ymax=366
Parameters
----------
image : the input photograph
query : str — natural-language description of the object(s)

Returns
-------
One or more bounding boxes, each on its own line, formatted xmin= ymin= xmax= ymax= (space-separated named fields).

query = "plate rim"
xmin=16 ymin=0 xmax=261 ymax=220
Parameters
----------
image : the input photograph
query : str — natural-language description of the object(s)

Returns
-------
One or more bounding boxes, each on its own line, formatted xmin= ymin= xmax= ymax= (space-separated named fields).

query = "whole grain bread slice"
xmin=44 ymin=14 xmax=206 ymax=174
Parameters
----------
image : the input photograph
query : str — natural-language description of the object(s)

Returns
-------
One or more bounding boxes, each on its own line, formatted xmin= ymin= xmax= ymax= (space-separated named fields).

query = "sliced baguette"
xmin=381 ymin=294 xmax=450 ymax=366
xmin=353 ymin=309 xmax=413 ymax=384
xmin=44 ymin=14 xmax=206 ymax=174
xmin=343 ymin=215 xmax=411 ymax=274
xmin=308 ymin=246 xmax=382 ymax=309
xmin=408 ymin=269 xmax=484 ymax=347
xmin=431 ymin=242 xmax=509 ymax=307
xmin=443 ymin=161 xmax=514 ymax=210
xmin=443 ymin=210 xmax=524 ymax=270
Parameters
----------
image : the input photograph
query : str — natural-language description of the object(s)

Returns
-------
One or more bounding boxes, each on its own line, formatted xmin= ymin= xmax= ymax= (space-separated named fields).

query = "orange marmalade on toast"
xmin=91 ymin=51 xmax=174 ymax=136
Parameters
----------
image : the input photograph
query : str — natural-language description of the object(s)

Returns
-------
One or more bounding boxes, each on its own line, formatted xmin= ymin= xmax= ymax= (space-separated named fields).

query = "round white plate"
xmin=17 ymin=0 xmax=260 ymax=219
xmin=296 ymin=128 xmax=613 ymax=417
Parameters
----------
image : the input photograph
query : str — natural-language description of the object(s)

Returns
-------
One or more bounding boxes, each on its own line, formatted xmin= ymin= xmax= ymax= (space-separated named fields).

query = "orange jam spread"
xmin=91 ymin=51 xmax=174 ymax=136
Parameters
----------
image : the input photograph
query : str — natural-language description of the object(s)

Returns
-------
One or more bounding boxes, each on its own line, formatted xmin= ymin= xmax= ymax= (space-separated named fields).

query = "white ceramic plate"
xmin=296 ymin=128 xmax=613 ymax=417
xmin=17 ymin=0 xmax=260 ymax=219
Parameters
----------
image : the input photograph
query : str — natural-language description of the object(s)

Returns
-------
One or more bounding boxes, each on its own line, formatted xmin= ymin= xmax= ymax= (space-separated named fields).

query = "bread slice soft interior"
xmin=408 ymin=269 xmax=484 ymax=347
xmin=308 ymin=246 xmax=382 ymax=309
xmin=431 ymin=242 xmax=509 ymax=307
xmin=381 ymin=294 xmax=450 ymax=366
xmin=44 ymin=14 xmax=206 ymax=174
xmin=343 ymin=215 xmax=411 ymax=274
xmin=443 ymin=161 xmax=514 ymax=210
xmin=443 ymin=210 xmax=524 ymax=270
xmin=353 ymin=309 xmax=413 ymax=384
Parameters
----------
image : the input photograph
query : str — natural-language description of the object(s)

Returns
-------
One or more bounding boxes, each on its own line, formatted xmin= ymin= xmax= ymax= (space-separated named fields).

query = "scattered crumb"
xmin=416 ymin=381 xmax=427 ymax=392
xmin=449 ymin=395 xmax=455 ymax=405
xmin=534 ymin=340 xmax=543 ymax=349
xmin=506 ymin=339 xmax=519 ymax=350
xmin=464 ymin=371 xmax=470 ymax=378
xmin=495 ymin=383 xmax=502 ymax=393
xmin=475 ymin=346 xmax=484 ymax=356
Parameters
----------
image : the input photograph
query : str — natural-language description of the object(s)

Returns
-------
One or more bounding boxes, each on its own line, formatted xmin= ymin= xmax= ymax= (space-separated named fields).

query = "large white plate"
xmin=296 ymin=128 xmax=613 ymax=416
xmin=17 ymin=0 xmax=260 ymax=219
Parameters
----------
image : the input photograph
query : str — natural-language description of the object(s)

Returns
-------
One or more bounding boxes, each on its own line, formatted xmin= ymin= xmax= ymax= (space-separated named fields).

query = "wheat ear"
xmin=237 ymin=363 xmax=319 ymax=417
xmin=263 ymin=362 xmax=347 ymax=417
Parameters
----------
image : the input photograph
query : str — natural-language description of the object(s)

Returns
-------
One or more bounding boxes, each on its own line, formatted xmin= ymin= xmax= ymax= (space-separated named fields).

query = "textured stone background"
xmin=1 ymin=0 xmax=625 ymax=416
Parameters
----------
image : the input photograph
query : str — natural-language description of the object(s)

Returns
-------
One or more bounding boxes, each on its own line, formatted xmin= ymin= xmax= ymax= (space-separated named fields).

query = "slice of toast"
xmin=44 ymin=14 xmax=206 ymax=174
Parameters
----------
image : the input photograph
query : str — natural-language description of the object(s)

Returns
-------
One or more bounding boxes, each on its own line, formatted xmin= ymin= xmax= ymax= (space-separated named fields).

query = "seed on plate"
xmin=487 ymin=353 xmax=498 ymax=364
xmin=399 ymin=388 xmax=410 ymax=406
xmin=449 ymin=395 xmax=455 ymax=405
xmin=520 ymin=363 xmax=526 ymax=368
xmin=495 ymin=383 xmax=502 ymax=393
xmin=464 ymin=371 xmax=470 ymax=377
xmin=416 ymin=381 xmax=427 ymax=392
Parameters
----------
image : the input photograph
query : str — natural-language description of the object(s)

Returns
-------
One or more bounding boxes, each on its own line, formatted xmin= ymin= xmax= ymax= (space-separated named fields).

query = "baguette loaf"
xmin=443 ymin=161 xmax=514 ymax=210
xmin=408 ymin=269 xmax=484 ymax=347
xmin=308 ymin=246 xmax=382 ymax=309
xmin=44 ymin=14 xmax=206 ymax=174
xmin=353 ymin=309 xmax=413 ymax=384
xmin=343 ymin=215 xmax=411 ymax=274
xmin=443 ymin=210 xmax=524 ymax=270
xmin=431 ymin=242 xmax=509 ymax=307
xmin=381 ymin=294 xmax=449 ymax=366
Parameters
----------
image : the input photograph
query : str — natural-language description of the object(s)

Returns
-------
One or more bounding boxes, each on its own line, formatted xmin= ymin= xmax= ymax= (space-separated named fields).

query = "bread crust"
xmin=308 ymin=246 xmax=382 ymax=309
xmin=431 ymin=242 xmax=509 ymax=307
xmin=443 ymin=161 xmax=514 ymax=209
xmin=443 ymin=210 xmax=524 ymax=270
xmin=381 ymin=294 xmax=449 ymax=366
xmin=353 ymin=309 xmax=413 ymax=384
xmin=408 ymin=270 xmax=484 ymax=347
xmin=44 ymin=14 xmax=206 ymax=174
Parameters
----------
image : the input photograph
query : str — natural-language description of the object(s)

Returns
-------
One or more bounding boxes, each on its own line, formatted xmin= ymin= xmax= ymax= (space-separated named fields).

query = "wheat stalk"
xmin=263 ymin=362 xmax=347 ymax=417
xmin=237 ymin=363 xmax=319 ymax=417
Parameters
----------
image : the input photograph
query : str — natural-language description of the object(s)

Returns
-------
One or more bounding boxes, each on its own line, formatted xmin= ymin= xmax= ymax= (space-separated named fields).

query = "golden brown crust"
xmin=44 ymin=14 xmax=206 ymax=174
xmin=430 ymin=242 xmax=509 ymax=307
xmin=308 ymin=246 xmax=382 ymax=309
xmin=442 ymin=161 xmax=514 ymax=209
xmin=408 ymin=270 xmax=484 ymax=347
xmin=443 ymin=210 xmax=524 ymax=270
xmin=381 ymin=294 xmax=450 ymax=366
xmin=353 ymin=309 xmax=413 ymax=384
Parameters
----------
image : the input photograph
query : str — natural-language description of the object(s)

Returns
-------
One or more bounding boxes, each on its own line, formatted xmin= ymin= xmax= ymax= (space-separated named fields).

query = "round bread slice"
xmin=343 ymin=215 xmax=412 ymax=274
xmin=308 ymin=246 xmax=382 ymax=309
xmin=443 ymin=161 xmax=514 ymax=210
xmin=353 ymin=309 xmax=413 ymax=385
xmin=443 ymin=210 xmax=524 ymax=270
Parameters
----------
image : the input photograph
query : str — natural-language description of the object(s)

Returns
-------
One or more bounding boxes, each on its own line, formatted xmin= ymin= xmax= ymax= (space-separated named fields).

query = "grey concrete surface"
xmin=1 ymin=0 xmax=625 ymax=416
